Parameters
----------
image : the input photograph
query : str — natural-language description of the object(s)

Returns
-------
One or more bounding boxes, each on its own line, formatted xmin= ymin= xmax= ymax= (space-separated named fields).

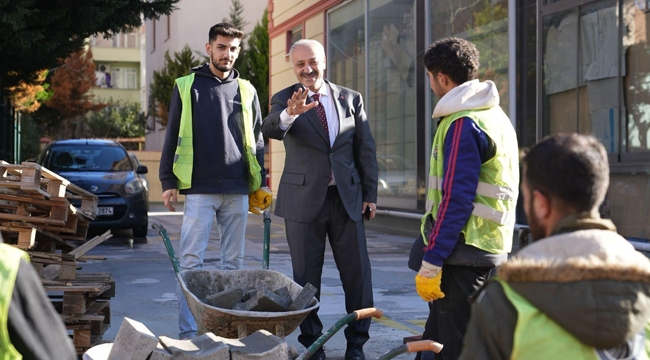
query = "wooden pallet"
xmin=48 ymin=276 xmax=113 ymax=354
xmin=0 ymin=161 xmax=98 ymax=217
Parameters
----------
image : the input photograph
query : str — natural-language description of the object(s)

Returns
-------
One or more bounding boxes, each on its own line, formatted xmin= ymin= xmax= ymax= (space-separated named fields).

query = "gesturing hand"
xmin=286 ymin=87 xmax=318 ymax=116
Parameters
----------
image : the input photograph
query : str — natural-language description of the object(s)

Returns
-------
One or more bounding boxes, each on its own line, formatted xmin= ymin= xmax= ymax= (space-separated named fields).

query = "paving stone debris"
xmin=158 ymin=333 xmax=230 ymax=360
xmin=216 ymin=330 xmax=289 ymax=360
xmin=288 ymin=283 xmax=317 ymax=311
xmin=107 ymin=317 xmax=158 ymax=360
xmin=205 ymin=287 xmax=245 ymax=309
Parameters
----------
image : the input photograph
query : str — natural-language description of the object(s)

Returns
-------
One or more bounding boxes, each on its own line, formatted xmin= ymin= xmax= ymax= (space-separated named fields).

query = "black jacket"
xmin=160 ymin=64 xmax=265 ymax=195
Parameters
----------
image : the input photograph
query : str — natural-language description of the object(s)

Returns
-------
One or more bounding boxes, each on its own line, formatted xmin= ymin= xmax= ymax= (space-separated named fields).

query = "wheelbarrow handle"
xmin=296 ymin=308 xmax=384 ymax=360
xmin=354 ymin=307 xmax=383 ymax=321
xmin=406 ymin=340 xmax=443 ymax=353
xmin=376 ymin=340 xmax=444 ymax=360
xmin=151 ymin=222 xmax=181 ymax=274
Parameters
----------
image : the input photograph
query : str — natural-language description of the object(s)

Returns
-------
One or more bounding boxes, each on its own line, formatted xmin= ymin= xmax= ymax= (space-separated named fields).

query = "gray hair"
xmin=289 ymin=39 xmax=325 ymax=63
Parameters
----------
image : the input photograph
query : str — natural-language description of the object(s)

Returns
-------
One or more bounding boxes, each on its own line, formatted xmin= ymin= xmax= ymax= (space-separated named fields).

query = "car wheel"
xmin=133 ymin=224 xmax=148 ymax=238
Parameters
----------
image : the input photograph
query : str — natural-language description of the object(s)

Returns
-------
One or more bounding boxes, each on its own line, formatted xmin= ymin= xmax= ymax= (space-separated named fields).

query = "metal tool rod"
xmin=263 ymin=210 xmax=271 ymax=269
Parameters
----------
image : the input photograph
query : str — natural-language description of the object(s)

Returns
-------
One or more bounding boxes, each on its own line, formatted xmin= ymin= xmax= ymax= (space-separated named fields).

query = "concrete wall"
xmin=130 ymin=151 xmax=164 ymax=203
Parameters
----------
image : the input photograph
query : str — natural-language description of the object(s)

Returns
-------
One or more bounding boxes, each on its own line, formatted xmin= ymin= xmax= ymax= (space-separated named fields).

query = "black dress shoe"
xmin=309 ymin=348 xmax=326 ymax=360
xmin=345 ymin=348 xmax=365 ymax=360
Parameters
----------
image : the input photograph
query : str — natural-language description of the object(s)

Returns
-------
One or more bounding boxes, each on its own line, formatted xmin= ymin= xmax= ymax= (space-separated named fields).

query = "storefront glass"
xmin=328 ymin=0 xmax=418 ymax=209
xmin=429 ymin=0 xmax=510 ymax=117
xmin=541 ymin=0 xmax=650 ymax=156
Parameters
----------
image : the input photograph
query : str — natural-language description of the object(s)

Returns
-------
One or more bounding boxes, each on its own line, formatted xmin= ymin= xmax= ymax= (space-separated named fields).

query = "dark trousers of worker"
xmin=417 ymin=265 xmax=493 ymax=360
xmin=285 ymin=185 xmax=374 ymax=350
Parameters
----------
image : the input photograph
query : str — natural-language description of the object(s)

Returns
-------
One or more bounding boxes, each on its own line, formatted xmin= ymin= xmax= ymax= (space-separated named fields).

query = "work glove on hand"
xmin=248 ymin=187 xmax=272 ymax=215
xmin=415 ymin=261 xmax=445 ymax=302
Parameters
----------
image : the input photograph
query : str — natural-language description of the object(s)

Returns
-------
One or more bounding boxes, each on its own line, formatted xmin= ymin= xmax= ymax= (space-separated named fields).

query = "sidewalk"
xmin=82 ymin=202 xmax=429 ymax=360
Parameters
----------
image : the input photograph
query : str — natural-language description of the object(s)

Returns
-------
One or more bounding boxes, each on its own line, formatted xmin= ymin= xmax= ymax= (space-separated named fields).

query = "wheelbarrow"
xmin=152 ymin=222 xmax=319 ymax=339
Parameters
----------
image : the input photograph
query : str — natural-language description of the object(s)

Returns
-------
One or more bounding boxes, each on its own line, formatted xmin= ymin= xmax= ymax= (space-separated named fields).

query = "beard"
xmin=526 ymin=200 xmax=546 ymax=241
xmin=211 ymin=55 xmax=233 ymax=73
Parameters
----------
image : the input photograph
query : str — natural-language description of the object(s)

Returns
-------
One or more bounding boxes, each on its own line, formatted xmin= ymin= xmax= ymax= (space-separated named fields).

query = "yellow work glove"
xmin=415 ymin=261 xmax=445 ymax=302
xmin=248 ymin=187 xmax=272 ymax=215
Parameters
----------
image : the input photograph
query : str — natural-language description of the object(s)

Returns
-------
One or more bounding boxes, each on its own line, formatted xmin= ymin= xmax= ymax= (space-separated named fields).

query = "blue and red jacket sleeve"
xmin=422 ymin=117 xmax=490 ymax=267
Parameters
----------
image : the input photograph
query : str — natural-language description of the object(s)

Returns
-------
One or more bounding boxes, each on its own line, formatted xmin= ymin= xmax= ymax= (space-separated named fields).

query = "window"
xmin=112 ymin=67 xmax=138 ymax=89
xmin=286 ymin=25 xmax=303 ymax=55
xmin=538 ymin=0 xmax=650 ymax=158
xmin=166 ymin=15 xmax=171 ymax=40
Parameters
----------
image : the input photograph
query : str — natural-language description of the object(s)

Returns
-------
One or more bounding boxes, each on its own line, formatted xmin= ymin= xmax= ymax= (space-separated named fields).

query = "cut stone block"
xmin=288 ymin=283 xmax=317 ymax=311
xmin=216 ymin=330 xmax=289 ymax=360
xmin=273 ymin=286 xmax=292 ymax=305
xmin=206 ymin=287 xmax=245 ymax=309
xmin=242 ymin=288 xmax=257 ymax=302
xmin=148 ymin=343 xmax=172 ymax=360
xmin=107 ymin=317 xmax=157 ymax=360
xmin=158 ymin=333 xmax=229 ymax=360
xmin=82 ymin=343 xmax=113 ymax=360
xmin=233 ymin=286 xmax=290 ymax=312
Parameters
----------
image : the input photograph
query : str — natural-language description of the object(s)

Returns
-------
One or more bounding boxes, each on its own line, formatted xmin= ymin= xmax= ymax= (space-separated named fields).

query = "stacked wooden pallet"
xmin=0 ymin=160 xmax=116 ymax=354
xmin=0 ymin=161 xmax=98 ymax=247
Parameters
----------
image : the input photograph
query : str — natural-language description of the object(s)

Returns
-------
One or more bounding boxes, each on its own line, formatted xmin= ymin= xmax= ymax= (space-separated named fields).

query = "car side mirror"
xmin=136 ymin=165 xmax=148 ymax=174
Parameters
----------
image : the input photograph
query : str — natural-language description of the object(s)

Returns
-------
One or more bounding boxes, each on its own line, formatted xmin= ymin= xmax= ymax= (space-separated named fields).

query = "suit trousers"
xmin=417 ymin=265 xmax=493 ymax=360
xmin=285 ymin=186 xmax=374 ymax=349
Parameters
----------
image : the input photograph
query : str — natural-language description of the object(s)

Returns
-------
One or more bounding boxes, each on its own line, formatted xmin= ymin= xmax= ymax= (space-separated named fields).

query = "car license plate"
xmin=96 ymin=207 xmax=114 ymax=216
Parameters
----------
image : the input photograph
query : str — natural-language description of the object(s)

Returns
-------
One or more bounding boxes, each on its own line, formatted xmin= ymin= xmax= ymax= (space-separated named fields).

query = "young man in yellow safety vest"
xmin=0 ymin=238 xmax=76 ymax=359
xmin=460 ymin=134 xmax=650 ymax=360
xmin=159 ymin=22 xmax=267 ymax=340
xmin=413 ymin=37 xmax=519 ymax=360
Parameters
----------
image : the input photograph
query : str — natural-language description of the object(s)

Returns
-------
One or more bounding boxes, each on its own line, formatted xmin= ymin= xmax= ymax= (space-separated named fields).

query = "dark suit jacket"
xmin=262 ymin=80 xmax=378 ymax=223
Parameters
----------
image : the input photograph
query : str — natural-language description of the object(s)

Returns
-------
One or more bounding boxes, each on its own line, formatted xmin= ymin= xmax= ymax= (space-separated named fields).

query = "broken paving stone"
xmin=206 ymin=287 xmax=245 ymax=309
xmin=215 ymin=330 xmax=289 ymax=360
xmin=273 ymin=286 xmax=292 ymax=305
xmin=241 ymin=288 xmax=257 ymax=302
xmin=234 ymin=286 xmax=290 ymax=312
xmin=288 ymin=283 xmax=317 ymax=311
xmin=158 ymin=333 xmax=229 ymax=360
xmin=148 ymin=343 xmax=172 ymax=360
xmin=107 ymin=317 xmax=158 ymax=360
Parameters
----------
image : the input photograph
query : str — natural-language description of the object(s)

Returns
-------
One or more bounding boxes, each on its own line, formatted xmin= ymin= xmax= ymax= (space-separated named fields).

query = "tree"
xmin=223 ymin=0 xmax=250 ymax=76
xmin=149 ymin=45 xmax=202 ymax=125
xmin=0 ymin=0 xmax=179 ymax=91
xmin=36 ymin=49 xmax=106 ymax=139
xmin=84 ymin=99 xmax=145 ymax=139
xmin=7 ymin=70 xmax=53 ymax=113
xmin=246 ymin=10 xmax=269 ymax=116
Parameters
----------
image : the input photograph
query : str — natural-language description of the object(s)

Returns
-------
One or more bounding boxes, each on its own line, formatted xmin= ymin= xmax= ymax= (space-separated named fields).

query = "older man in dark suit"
xmin=262 ymin=39 xmax=378 ymax=360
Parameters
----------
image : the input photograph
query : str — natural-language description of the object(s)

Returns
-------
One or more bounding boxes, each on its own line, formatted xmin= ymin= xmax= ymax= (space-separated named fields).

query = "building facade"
xmin=89 ymin=30 xmax=143 ymax=104
xmin=267 ymin=0 xmax=650 ymax=242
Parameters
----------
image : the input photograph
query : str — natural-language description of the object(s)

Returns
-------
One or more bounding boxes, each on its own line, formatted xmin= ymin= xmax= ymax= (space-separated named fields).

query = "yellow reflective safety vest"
xmin=173 ymin=74 xmax=262 ymax=191
xmin=0 ymin=244 xmax=30 ymax=359
xmin=421 ymin=107 xmax=518 ymax=254
xmin=498 ymin=279 xmax=650 ymax=359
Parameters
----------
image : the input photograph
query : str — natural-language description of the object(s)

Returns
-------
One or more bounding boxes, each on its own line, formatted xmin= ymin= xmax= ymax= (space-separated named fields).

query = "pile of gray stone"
xmin=83 ymin=317 xmax=294 ymax=360
xmin=205 ymin=283 xmax=317 ymax=312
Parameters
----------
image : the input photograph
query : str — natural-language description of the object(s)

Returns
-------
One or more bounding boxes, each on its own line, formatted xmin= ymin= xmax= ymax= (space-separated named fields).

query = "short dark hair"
xmin=423 ymin=37 xmax=479 ymax=85
xmin=522 ymin=134 xmax=609 ymax=212
xmin=209 ymin=23 xmax=244 ymax=42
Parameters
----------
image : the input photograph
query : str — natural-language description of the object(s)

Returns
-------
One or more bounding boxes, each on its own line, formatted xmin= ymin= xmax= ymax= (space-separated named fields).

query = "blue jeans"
xmin=177 ymin=193 xmax=248 ymax=338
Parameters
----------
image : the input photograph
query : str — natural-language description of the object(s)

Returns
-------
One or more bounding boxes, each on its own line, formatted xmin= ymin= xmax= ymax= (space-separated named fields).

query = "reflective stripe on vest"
xmin=497 ymin=279 xmax=650 ymax=360
xmin=172 ymin=75 xmax=261 ymax=191
xmin=0 ymin=244 xmax=30 ymax=359
xmin=426 ymin=175 xmax=517 ymax=225
xmin=421 ymin=106 xmax=519 ymax=254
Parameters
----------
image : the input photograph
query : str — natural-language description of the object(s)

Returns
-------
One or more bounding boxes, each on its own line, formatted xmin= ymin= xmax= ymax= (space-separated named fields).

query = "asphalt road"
xmin=81 ymin=203 xmax=429 ymax=359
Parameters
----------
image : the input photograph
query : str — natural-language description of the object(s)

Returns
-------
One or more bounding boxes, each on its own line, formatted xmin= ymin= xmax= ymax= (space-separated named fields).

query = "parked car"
xmin=38 ymin=139 xmax=149 ymax=237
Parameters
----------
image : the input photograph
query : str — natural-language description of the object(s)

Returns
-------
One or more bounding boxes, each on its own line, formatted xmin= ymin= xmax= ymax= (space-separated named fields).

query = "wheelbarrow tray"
xmin=179 ymin=268 xmax=319 ymax=339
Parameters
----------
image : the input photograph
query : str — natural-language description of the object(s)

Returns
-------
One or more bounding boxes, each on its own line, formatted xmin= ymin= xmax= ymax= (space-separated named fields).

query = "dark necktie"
xmin=312 ymin=93 xmax=333 ymax=183
xmin=312 ymin=93 xmax=329 ymax=138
